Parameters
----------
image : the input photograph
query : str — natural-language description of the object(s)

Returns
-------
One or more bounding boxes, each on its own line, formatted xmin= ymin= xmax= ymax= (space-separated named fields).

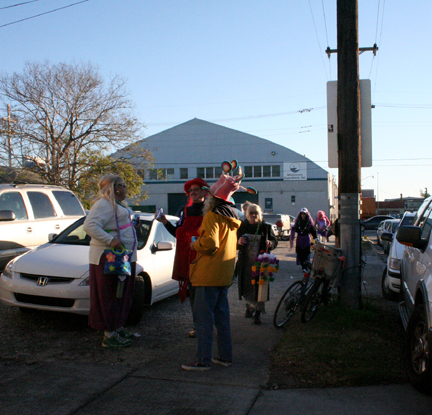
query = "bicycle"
xmin=300 ymin=242 xmax=345 ymax=324
xmin=273 ymin=261 xmax=314 ymax=328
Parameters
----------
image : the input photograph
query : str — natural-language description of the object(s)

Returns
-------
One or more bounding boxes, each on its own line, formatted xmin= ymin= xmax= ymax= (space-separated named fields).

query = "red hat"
xmin=184 ymin=178 xmax=209 ymax=193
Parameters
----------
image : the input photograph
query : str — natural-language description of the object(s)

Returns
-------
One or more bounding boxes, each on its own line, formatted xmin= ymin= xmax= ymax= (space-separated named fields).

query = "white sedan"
xmin=0 ymin=213 xmax=179 ymax=324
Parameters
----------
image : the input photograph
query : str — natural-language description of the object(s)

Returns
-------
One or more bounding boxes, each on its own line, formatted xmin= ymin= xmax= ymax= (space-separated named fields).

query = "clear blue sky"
xmin=1 ymin=0 xmax=431 ymax=200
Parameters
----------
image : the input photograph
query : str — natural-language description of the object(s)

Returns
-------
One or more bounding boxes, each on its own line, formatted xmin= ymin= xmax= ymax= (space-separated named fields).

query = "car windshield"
xmin=391 ymin=221 xmax=401 ymax=232
xmin=400 ymin=214 xmax=415 ymax=226
xmin=51 ymin=216 xmax=152 ymax=248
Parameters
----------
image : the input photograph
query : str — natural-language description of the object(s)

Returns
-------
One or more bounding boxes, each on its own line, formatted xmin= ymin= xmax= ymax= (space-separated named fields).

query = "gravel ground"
xmin=0 ymin=235 xmax=387 ymax=371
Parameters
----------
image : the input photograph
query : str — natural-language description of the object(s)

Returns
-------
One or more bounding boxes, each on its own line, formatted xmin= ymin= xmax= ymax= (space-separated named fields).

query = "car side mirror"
xmin=48 ymin=233 xmax=58 ymax=241
xmin=0 ymin=210 xmax=16 ymax=222
xmin=396 ymin=226 xmax=428 ymax=250
xmin=381 ymin=231 xmax=393 ymax=242
xmin=151 ymin=241 xmax=174 ymax=254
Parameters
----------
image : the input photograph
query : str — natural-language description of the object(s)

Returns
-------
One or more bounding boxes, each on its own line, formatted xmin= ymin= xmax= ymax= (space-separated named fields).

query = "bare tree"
xmin=0 ymin=61 xmax=153 ymax=196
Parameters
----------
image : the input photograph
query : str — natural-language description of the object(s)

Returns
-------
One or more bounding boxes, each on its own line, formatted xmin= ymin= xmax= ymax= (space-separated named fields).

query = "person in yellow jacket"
xmin=181 ymin=171 xmax=248 ymax=371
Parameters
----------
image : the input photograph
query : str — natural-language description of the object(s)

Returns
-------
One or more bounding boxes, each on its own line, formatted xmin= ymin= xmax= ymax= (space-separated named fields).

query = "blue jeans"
xmin=193 ymin=286 xmax=232 ymax=365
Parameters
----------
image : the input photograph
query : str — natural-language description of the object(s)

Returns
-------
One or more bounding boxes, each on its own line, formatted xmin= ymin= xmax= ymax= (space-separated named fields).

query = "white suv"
xmin=396 ymin=196 xmax=432 ymax=394
xmin=0 ymin=184 xmax=85 ymax=269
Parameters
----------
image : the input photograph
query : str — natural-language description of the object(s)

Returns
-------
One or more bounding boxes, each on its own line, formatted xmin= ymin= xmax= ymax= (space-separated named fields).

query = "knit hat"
xmin=184 ymin=178 xmax=209 ymax=193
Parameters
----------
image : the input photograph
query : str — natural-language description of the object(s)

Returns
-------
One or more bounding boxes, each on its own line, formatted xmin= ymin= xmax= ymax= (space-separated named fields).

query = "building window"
xmin=253 ymin=166 xmax=262 ymax=178
xmin=291 ymin=195 xmax=296 ymax=204
xmin=205 ymin=167 xmax=214 ymax=179
xmin=149 ymin=169 xmax=158 ymax=180
xmin=243 ymin=165 xmax=281 ymax=178
xmin=196 ymin=166 xmax=222 ymax=179
xmin=180 ymin=168 xmax=188 ymax=180
xmin=149 ymin=168 xmax=175 ymax=181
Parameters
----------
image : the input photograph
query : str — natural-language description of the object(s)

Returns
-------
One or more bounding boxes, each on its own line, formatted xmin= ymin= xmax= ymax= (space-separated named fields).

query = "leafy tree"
xmin=420 ymin=188 xmax=430 ymax=198
xmin=0 ymin=61 xmax=153 ymax=201
xmin=76 ymin=154 xmax=149 ymax=209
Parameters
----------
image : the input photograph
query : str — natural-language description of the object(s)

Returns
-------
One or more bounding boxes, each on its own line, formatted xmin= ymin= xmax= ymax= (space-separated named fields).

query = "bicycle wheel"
xmin=273 ymin=280 xmax=303 ymax=328
xmin=301 ymin=278 xmax=329 ymax=323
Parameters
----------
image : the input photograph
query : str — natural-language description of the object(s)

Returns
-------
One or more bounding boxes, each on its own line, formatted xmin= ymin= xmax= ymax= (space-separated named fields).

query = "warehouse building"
xmin=125 ymin=118 xmax=338 ymax=220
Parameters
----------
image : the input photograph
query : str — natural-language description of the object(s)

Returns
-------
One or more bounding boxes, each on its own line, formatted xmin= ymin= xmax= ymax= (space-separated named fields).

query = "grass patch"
xmin=268 ymin=298 xmax=408 ymax=389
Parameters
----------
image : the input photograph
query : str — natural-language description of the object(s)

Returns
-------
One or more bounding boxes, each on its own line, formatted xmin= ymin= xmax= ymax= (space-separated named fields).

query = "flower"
xmin=106 ymin=252 xmax=116 ymax=263
xmin=251 ymin=251 xmax=279 ymax=284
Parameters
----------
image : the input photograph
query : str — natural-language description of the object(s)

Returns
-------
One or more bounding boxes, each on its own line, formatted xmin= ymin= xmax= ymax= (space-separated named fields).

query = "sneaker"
xmin=188 ymin=329 xmax=197 ymax=338
xmin=117 ymin=328 xmax=136 ymax=340
xmin=181 ymin=361 xmax=211 ymax=371
xmin=212 ymin=357 xmax=232 ymax=367
xmin=102 ymin=332 xmax=132 ymax=348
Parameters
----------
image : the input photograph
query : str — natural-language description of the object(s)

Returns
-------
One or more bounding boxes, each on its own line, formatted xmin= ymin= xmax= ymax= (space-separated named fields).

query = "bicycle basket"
xmin=311 ymin=242 xmax=343 ymax=279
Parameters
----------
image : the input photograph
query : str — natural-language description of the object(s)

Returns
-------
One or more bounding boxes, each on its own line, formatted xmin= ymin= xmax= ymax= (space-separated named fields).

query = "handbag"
xmin=104 ymin=245 xmax=133 ymax=277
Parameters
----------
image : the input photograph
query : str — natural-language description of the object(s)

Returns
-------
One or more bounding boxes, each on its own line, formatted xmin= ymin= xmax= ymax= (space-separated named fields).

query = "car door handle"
xmin=26 ymin=227 xmax=33 ymax=233
xmin=55 ymin=224 xmax=61 ymax=230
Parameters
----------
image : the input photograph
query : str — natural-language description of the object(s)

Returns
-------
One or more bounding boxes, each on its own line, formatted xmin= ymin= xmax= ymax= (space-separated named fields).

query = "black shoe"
xmin=245 ymin=307 xmax=254 ymax=318
xmin=253 ymin=311 xmax=261 ymax=325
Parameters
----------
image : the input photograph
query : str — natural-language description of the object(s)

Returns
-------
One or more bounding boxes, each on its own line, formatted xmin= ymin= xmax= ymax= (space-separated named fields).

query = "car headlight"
xmin=79 ymin=277 xmax=90 ymax=286
xmin=2 ymin=261 xmax=14 ymax=279
xmin=388 ymin=258 xmax=401 ymax=271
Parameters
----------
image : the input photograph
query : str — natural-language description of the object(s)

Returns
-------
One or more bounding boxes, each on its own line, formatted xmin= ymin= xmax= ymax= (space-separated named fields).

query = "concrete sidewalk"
xmin=1 ymin=238 xmax=432 ymax=414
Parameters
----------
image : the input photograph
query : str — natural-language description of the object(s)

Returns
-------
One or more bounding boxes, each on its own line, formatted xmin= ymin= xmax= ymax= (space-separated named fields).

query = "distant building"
xmin=376 ymin=196 xmax=424 ymax=217
xmin=121 ymin=118 xmax=338 ymax=220
xmin=361 ymin=189 xmax=376 ymax=219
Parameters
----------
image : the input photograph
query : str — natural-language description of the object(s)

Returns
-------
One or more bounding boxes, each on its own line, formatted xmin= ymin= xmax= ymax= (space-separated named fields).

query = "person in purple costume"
xmin=290 ymin=207 xmax=317 ymax=272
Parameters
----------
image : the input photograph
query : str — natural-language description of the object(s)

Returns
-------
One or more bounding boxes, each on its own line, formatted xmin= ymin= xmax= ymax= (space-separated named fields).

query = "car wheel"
xmin=126 ymin=275 xmax=145 ymax=326
xmin=405 ymin=304 xmax=432 ymax=395
xmin=381 ymin=267 xmax=398 ymax=301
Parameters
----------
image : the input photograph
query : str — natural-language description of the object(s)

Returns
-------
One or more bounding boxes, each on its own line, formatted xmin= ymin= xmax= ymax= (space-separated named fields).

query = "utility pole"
xmin=1 ymin=104 xmax=17 ymax=167
xmin=337 ymin=0 xmax=361 ymax=308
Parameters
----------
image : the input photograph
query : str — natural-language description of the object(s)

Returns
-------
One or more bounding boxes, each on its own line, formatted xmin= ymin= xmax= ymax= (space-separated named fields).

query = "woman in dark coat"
xmin=290 ymin=207 xmax=317 ymax=271
xmin=236 ymin=204 xmax=278 ymax=325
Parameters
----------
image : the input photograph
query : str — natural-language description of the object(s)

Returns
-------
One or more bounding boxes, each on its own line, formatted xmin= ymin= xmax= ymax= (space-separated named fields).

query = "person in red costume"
xmin=156 ymin=178 xmax=208 ymax=338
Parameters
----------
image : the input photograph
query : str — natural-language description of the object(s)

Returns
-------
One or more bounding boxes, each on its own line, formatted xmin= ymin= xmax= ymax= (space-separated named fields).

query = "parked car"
xmin=381 ymin=219 xmax=401 ymax=255
xmin=262 ymin=213 xmax=291 ymax=240
xmin=395 ymin=197 xmax=432 ymax=394
xmin=381 ymin=211 xmax=416 ymax=301
xmin=0 ymin=213 xmax=179 ymax=325
xmin=360 ymin=215 xmax=394 ymax=231
xmin=0 ymin=184 xmax=85 ymax=270
xmin=376 ymin=221 xmax=386 ymax=246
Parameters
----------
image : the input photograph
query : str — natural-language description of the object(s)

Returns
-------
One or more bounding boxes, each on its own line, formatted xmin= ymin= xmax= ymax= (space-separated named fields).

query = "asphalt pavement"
xmin=1 ymin=235 xmax=432 ymax=415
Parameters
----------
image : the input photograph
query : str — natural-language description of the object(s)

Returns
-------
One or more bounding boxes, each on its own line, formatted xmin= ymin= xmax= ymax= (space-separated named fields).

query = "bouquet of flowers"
xmin=251 ymin=251 xmax=279 ymax=301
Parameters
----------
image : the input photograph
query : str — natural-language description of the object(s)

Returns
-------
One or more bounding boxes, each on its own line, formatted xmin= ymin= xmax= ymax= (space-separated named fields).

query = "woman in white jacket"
xmin=83 ymin=174 xmax=137 ymax=348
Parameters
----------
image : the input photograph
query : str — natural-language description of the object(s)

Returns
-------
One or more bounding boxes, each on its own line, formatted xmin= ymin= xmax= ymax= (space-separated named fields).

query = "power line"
xmin=0 ymin=0 xmax=89 ymax=29
xmin=307 ymin=0 xmax=329 ymax=80
xmin=0 ymin=0 xmax=39 ymax=10
xmin=320 ymin=0 xmax=331 ymax=79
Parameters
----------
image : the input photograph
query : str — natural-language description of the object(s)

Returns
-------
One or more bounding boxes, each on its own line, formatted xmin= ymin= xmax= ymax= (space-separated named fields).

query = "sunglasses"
xmin=249 ymin=211 xmax=259 ymax=215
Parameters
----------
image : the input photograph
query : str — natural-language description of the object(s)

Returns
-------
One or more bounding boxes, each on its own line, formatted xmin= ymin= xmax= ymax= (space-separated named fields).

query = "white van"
xmin=0 ymin=184 xmax=85 ymax=269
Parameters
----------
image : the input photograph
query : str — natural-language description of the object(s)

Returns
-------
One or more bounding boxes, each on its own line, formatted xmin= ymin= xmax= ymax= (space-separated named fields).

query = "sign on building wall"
xmin=283 ymin=162 xmax=307 ymax=180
